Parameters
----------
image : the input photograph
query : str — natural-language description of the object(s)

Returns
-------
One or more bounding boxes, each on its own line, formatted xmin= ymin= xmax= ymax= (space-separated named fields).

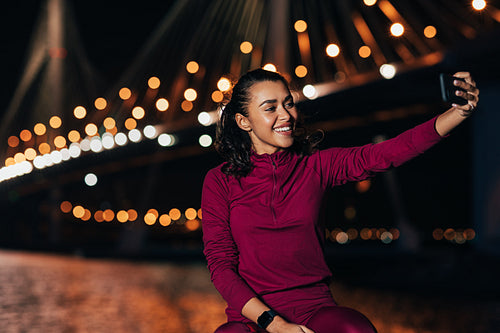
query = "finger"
xmin=455 ymin=89 xmax=476 ymax=101
xmin=453 ymin=79 xmax=479 ymax=95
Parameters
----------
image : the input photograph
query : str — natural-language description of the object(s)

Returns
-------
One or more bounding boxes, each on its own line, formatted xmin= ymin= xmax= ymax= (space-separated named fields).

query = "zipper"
xmin=270 ymin=155 xmax=277 ymax=225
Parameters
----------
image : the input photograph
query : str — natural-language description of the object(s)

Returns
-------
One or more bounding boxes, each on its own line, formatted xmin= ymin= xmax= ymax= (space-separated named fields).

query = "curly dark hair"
xmin=215 ymin=69 xmax=321 ymax=177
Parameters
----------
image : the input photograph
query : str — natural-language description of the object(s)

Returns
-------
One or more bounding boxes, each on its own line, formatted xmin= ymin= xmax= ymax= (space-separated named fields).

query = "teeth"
xmin=274 ymin=126 xmax=291 ymax=132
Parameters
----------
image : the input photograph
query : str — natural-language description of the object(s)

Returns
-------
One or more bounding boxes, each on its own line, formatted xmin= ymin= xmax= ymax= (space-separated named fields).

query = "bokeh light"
xmin=156 ymin=98 xmax=169 ymax=111
xmin=132 ymin=106 xmax=145 ymax=120
xmin=199 ymin=134 xmax=212 ymax=147
xmin=34 ymin=123 xmax=47 ymax=136
xmin=390 ymin=23 xmax=405 ymax=37
xmin=148 ymin=76 xmax=161 ymax=89
xmin=326 ymin=43 xmax=340 ymax=57
xmin=294 ymin=20 xmax=307 ymax=32
xmin=295 ymin=65 xmax=308 ymax=78
xmin=94 ymin=97 xmax=107 ymax=110
xmin=85 ymin=123 xmax=98 ymax=136
xmin=84 ymin=173 xmax=98 ymax=186
xmin=240 ymin=41 xmax=253 ymax=54
xmin=217 ymin=77 xmax=231 ymax=92
xmin=263 ymin=63 xmax=277 ymax=72
xmin=20 ymin=129 xmax=32 ymax=142
xmin=8 ymin=136 xmax=20 ymax=147
xmin=186 ymin=61 xmax=199 ymax=73
xmin=119 ymin=87 xmax=132 ymax=100
xmin=184 ymin=88 xmax=197 ymax=101
xmin=74 ymin=106 xmax=86 ymax=119
xmin=424 ymin=25 xmax=437 ymax=38
xmin=359 ymin=45 xmax=371 ymax=58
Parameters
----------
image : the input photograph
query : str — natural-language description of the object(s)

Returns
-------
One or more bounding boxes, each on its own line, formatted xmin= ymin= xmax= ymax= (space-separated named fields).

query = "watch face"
xmin=258 ymin=310 xmax=277 ymax=329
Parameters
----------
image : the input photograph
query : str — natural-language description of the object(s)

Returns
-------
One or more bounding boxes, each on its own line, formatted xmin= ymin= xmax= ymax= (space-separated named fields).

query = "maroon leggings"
xmin=215 ymin=283 xmax=376 ymax=333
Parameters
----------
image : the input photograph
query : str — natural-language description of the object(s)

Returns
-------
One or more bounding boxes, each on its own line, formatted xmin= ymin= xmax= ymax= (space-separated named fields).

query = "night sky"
xmin=0 ymin=0 xmax=176 ymax=117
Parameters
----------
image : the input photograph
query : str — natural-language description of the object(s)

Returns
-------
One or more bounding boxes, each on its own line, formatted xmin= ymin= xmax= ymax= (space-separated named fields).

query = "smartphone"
xmin=439 ymin=73 xmax=468 ymax=105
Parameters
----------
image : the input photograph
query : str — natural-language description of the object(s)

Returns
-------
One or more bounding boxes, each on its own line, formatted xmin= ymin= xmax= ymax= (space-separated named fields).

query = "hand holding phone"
xmin=439 ymin=73 xmax=468 ymax=106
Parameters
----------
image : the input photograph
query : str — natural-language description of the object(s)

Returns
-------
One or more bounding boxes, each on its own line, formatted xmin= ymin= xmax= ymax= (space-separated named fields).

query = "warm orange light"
xmin=363 ymin=0 xmax=377 ymax=6
xmin=240 ymin=41 xmax=253 ymax=54
xmin=211 ymin=90 xmax=224 ymax=103
xmin=85 ymin=123 xmax=98 ymax=136
xmin=464 ymin=228 xmax=476 ymax=240
xmin=125 ymin=118 xmax=137 ymax=130
xmin=217 ymin=77 xmax=231 ymax=92
xmin=390 ymin=228 xmax=400 ymax=240
xmin=197 ymin=208 xmax=203 ymax=219
xmin=24 ymin=148 xmax=37 ymax=160
xmin=444 ymin=228 xmax=455 ymax=241
xmin=117 ymin=210 xmax=129 ymax=223
xmin=326 ymin=43 xmax=340 ymax=57
xmin=144 ymin=213 xmax=157 ymax=225
xmin=8 ymin=136 xmax=20 ymax=148
xmin=433 ymin=228 xmax=444 ymax=240
xmin=73 ymin=106 xmax=87 ymax=119
xmin=358 ymin=45 xmax=371 ymax=58
xmin=185 ymin=208 xmax=197 ymax=220
xmin=356 ymin=180 xmax=371 ymax=193
xmin=295 ymin=65 xmax=308 ymax=78
xmin=347 ymin=228 xmax=358 ymax=240
xmin=60 ymin=201 xmax=72 ymax=213
xmin=20 ymin=129 xmax=32 ymax=142
xmin=68 ymin=130 xmax=81 ymax=143
xmin=360 ymin=228 xmax=372 ymax=240
xmin=186 ymin=61 xmax=199 ymax=74
xmin=132 ymin=106 xmax=145 ymax=120
xmin=38 ymin=142 xmax=51 ymax=155
xmin=82 ymin=209 xmax=92 ymax=221
xmin=424 ymin=25 xmax=437 ymax=38
xmin=159 ymin=214 xmax=172 ymax=226
xmin=294 ymin=20 xmax=307 ymax=32
xmin=49 ymin=116 xmax=62 ymax=129
xmin=185 ymin=219 xmax=200 ymax=231
xmin=184 ymin=88 xmax=197 ymax=101
xmin=127 ymin=209 xmax=138 ymax=221
xmin=390 ymin=23 xmax=405 ymax=37
xmin=5 ymin=157 xmax=15 ymax=167
xmin=94 ymin=210 xmax=104 ymax=222
xmin=94 ymin=97 xmax=107 ymax=110
xmin=169 ymin=208 xmax=181 ymax=221
xmin=34 ymin=123 xmax=47 ymax=136
xmin=73 ymin=205 xmax=85 ymax=219
xmin=148 ymin=76 xmax=161 ymax=89
xmin=103 ymin=117 xmax=116 ymax=129
xmin=119 ymin=87 xmax=132 ymax=100
xmin=107 ymin=126 xmax=118 ymax=135
xmin=156 ymin=98 xmax=169 ymax=111
xmin=103 ymin=209 xmax=115 ymax=222
xmin=147 ymin=208 xmax=159 ymax=218
xmin=14 ymin=152 xmax=26 ymax=163
xmin=263 ymin=64 xmax=277 ymax=72
xmin=54 ymin=136 xmax=66 ymax=148
xmin=181 ymin=100 xmax=193 ymax=112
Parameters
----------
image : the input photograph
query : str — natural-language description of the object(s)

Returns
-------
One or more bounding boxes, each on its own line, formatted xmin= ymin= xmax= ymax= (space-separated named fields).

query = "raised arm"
xmin=435 ymin=72 xmax=479 ymax=136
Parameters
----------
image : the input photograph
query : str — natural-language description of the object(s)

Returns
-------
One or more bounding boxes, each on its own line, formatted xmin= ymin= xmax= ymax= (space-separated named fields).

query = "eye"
xmin=284 ymin=101 xmax=295 ymax=109
xmin=265 ymin=106 xmax=276 ymax=112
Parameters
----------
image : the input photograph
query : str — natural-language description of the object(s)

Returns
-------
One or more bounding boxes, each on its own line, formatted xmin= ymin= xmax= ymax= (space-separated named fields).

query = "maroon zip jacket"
xmin=202 ymin=116 xmax=444 ymax=319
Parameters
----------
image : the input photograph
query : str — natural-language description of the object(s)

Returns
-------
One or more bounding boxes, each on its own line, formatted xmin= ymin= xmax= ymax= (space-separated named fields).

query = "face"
xmin=236 ymin=80 xmax=297 ymax=155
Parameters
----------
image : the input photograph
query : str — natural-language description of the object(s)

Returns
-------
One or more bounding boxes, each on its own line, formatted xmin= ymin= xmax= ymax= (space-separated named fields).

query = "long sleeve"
xmin=201 ymin=168 xmax=258 ymax=314
xmin=318 ymin=116 xmax=444 ymax=187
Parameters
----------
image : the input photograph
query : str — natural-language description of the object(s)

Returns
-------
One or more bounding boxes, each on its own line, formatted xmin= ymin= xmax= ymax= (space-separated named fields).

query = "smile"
xmin=273 ymin=126 xmax=292 ymax=134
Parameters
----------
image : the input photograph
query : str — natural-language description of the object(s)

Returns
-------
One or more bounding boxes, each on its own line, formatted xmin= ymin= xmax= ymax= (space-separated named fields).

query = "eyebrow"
xmin=258 ymin=95 xmax=293 ymax=107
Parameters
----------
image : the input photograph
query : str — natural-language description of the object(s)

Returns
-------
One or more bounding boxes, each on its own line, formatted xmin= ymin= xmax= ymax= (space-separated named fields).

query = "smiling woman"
xmin=201 ymin=68 xmax=479 ymax=333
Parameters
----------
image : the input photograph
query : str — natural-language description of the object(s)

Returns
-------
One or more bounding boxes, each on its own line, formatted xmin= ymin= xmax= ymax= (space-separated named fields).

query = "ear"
xmin=235 ymin=113 xmax=252 ymax=132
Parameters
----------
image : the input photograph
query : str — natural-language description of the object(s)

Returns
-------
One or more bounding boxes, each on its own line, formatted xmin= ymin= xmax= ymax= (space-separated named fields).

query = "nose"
xmin=277 ymin=105 xmax=292 ymax=121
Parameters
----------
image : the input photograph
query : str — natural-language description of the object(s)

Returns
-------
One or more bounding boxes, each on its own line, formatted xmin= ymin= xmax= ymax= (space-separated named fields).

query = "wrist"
xmin=266 ymin=316 xmax=286 ymax=333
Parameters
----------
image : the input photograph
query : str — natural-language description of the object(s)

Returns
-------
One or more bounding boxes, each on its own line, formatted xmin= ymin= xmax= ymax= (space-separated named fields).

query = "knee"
xmin=214 ymin=322 xmax=251 ymax=333
xmin=307 ymin=306 xmax=377 ymax=333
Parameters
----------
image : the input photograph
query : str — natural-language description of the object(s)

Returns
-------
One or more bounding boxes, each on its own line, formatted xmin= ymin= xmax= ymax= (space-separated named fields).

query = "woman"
xmin=201 ymin=69 xmax=479 ymax=333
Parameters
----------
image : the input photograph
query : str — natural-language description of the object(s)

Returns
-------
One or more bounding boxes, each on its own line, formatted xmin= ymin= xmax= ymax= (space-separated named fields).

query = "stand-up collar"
xmin=250 ymin=149 xmax=294 ymax=166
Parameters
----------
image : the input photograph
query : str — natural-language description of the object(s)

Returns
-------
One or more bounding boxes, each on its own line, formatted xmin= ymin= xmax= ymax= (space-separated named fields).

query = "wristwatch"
xmin=257 ymin=309 xmax=279 ymax=329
